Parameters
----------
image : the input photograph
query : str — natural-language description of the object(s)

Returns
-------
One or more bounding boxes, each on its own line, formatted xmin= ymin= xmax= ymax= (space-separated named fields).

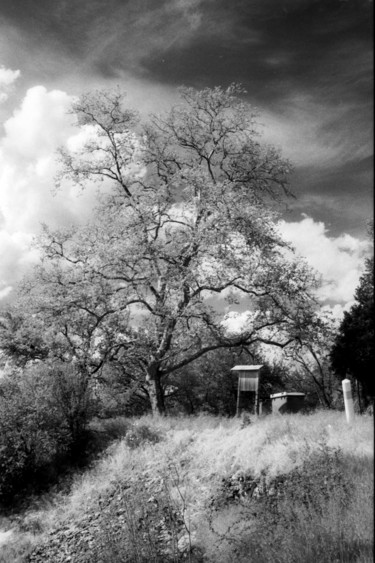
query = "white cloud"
xmin=0 ymin=286 xmax=12 ymax=300
xmin=0 ymin=66 xmax=20 ymax=87
xmin=0 ymin=65 xmax=20 ymax=103
xmin=320 ymin=303 xmax=351 ymax=322
xmin=278 ymin=214 xmax=370 ymax=306
xmin=2 ymin=86 xmax=73 ymax=161
xmin=222 ymin=311 xmax=256 ymax=334
xmin=220 ymin=215 xmax=370 ymax=333
xmin=0 ymin=230 xmax=39 ymax=301
xmin=0 ymin=85 xmax=99 ymax=300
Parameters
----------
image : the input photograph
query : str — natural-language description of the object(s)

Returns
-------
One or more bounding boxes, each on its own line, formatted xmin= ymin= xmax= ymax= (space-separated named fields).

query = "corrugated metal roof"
xmin=230 ymin=365 xmax=263 ymax=371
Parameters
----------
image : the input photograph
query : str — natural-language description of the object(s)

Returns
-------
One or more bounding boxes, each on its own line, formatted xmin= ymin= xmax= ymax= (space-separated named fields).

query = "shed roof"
xmin=230 ymin=365 xmax=263 ymax=372
xmin=270 ymin=392 xmax=305 ymax=399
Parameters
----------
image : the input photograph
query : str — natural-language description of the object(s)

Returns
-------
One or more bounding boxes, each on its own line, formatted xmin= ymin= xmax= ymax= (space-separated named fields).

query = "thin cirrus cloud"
xmin=0 ymin=0 xmax=371 ymax=95
xmin=0 ymin=0 xmax=209 ymax=81
xmin=261 ymin=93 xmax=372 ymax=169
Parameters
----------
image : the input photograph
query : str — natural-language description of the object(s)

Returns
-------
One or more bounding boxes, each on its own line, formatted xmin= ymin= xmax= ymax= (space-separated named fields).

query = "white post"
xmin=342 ymin=378 xmax=354 ymax=424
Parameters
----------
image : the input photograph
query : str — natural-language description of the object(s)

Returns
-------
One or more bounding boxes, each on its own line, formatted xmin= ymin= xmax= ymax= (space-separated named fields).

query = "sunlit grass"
xmin=0 ymin=411 xmax=373 ymax=562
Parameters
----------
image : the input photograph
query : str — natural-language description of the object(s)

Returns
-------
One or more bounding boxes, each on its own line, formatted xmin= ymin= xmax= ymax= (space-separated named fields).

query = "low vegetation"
xmin=0 ymin=410 xmax=373 ymax=562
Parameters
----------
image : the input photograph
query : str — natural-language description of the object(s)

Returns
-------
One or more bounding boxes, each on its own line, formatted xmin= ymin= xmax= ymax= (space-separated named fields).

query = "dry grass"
xmin=0 ymin=411 xmax=373 ymax=562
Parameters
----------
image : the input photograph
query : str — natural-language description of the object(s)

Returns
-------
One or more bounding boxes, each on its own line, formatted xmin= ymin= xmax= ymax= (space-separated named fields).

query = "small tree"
xmin=17 ymin=85 xmax=319 ymax=415
xmin=282 ymin=311 xmax=340 ymax=408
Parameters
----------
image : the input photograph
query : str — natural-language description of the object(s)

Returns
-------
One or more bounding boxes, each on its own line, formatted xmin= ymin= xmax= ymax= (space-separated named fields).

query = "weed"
xmin=240 ymin=413 xmax=252 ymax=428
xmin=91 ymin=466 xmax=203 ymax=562
xmin=124 ymin=423 xmax=163 ymax=449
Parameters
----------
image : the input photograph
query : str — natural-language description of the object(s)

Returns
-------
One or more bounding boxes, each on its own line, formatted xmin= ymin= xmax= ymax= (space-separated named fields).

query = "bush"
xmin=0 ymin=363 xmax=91 ymax=505
xmin=0 ymin=373 xmax=71 ymax=504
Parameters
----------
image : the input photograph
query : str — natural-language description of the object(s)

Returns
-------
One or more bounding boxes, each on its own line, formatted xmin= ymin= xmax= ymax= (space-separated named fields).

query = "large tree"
xmin=14 ymin=85 xmax=319 ymax=415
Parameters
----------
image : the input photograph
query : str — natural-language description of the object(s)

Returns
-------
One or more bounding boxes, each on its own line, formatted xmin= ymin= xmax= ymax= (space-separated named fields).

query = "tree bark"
xmin=146 ymin=364 xmax=166 ymax=415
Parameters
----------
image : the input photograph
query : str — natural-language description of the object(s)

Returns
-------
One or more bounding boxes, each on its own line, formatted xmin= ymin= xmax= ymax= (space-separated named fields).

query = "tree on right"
xmin=331 ymin=251 xmax=374 ymax=408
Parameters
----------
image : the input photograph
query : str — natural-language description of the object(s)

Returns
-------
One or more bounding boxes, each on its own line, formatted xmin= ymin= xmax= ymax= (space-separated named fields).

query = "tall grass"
xmin=0 ymin=411 xmax=373 ymax=562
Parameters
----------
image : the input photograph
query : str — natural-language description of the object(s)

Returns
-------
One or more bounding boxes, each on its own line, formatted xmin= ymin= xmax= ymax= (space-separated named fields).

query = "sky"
xmin=0 ymin=0 xmax=373 ymax=318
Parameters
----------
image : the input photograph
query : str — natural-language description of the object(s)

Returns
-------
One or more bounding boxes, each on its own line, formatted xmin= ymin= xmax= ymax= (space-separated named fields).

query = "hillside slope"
xmin=1 ymin=411 xmax=373 ymax=562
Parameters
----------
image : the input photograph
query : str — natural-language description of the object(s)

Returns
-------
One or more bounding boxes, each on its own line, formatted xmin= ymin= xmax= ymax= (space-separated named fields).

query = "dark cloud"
xmin=289 ymin=155 xmax=373 ymax=237
xmin=139 ymin=0 xmax=372 ymax=105
xmin=0 ymin=0 xmax=372 ymax=238
xmin=1 ymin=0 xmax=371 ymax=105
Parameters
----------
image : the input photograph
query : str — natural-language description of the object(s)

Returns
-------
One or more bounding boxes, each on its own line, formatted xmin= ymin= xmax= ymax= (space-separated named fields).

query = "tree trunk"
xmin=146 ymin=365 xmax=166 ymax=415
xmin=356 ymin=379 xmax=360 ymax=413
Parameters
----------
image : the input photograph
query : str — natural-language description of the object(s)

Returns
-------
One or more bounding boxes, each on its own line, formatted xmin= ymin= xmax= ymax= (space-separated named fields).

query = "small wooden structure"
xmin=231 ymin=365 xmax=263 ymax=416
xmin=270 ymin=392 xmax=305 ymax=414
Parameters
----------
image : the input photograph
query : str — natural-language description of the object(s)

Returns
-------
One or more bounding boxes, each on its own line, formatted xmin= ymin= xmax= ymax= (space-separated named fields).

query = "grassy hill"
xmin=0 ymin=411 xmax=373 ymax=562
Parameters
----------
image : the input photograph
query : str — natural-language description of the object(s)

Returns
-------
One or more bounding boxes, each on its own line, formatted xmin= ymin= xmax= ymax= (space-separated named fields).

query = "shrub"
xmin=48 ymin=362 xmax=94 ymax=443
xmin=0 ymin=369 xmax=72 ymax=504
xmin=0 ymin=360 xmax=100 ymax=504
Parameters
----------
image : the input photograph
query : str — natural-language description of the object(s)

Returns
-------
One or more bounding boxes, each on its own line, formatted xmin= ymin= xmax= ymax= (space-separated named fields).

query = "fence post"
xmin=342 ymin=378 xmax=354 ymax=424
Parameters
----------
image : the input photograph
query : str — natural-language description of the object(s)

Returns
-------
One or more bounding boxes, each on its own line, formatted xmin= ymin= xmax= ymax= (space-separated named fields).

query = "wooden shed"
xmin=231 ymin=365 xmax=263 ymax=416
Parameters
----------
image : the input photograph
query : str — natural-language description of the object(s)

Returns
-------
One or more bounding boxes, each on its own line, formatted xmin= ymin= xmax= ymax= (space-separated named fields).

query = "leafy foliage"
xmin=0 ymin=366 xmax=71 ymax=504
xmin=165 ymin=348 xmax=285 ymax=415
xmin=0 ymin=360 xmax=102 ymax=505
xmin=0 ymin=310 xmax=49 ymax=366
xmin=331 ymin=255 xmax=374 ymax=404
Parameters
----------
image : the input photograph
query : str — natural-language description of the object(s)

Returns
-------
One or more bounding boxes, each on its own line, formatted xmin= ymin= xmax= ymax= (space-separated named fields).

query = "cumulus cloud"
xmin=278 ymin=214 xmax=371 ymax=306
xmin=220 ymin=215 xmax=370 ymax=333
xmin=0 ymin=84 xmax=100 ymax=300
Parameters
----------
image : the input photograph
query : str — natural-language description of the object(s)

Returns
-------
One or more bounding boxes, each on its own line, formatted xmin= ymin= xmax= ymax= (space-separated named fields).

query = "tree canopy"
xmin=2 ymin=85 xmax=320 ymax=415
